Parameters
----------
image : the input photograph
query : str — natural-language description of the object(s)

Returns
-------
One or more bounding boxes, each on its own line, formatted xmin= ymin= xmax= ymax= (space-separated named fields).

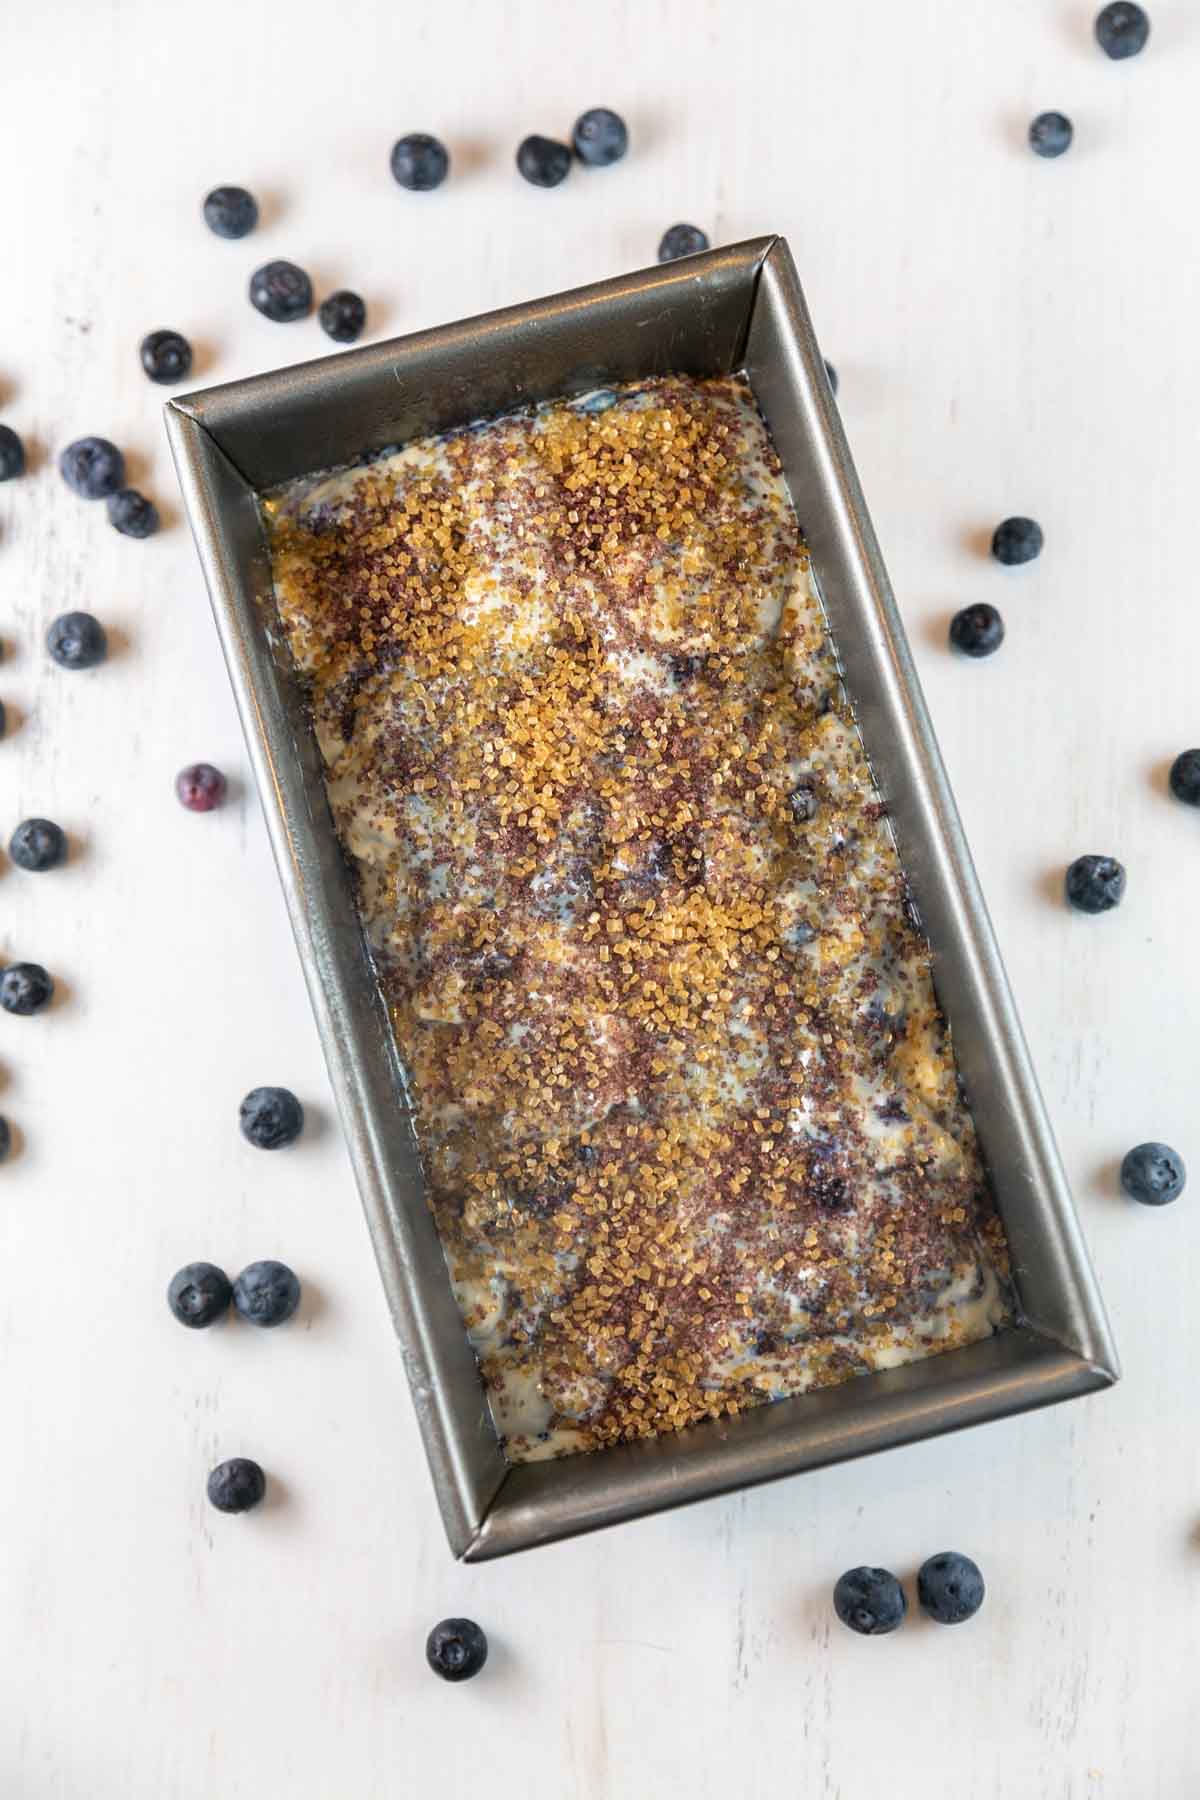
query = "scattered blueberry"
xmin=426 ymin=1618 xmax=489 ymax=1682
xmin=232 ymin=1260 xmax=302 ymax=1328
xmin=249 ymin=261 xmax=313 ymax=324
xmin=1168 ymin=749 xmax=1200 ymax=807
xmin=107 ymin=489 xmax=159 ymax=539
xmin=318 ymin=290 xmax=367 ymax=344
xmin=58 ymin=436 xmax=125 ymax=500
xmin=917 ymin=1552 xmax=986 ymax=1625
xmin=9 ymin=818 xmax=67 ymax=873
xmin=824 ymin=360 xmax=838 ymax=395
xmin=1030 ymin=112 xmax=1073 ymax=158
xmin=47 ymin=611 xmax=107 ymax=670
xmin=1095 ymin=2 xmax=1150 ymax=59
xmin=833 ymin=1566 xmax=907 ymax=1636
xmin=176 ymin=762 xmax=227 ymax=813
xmin=1065 ymin=853 xmax=1125 ymax=913
xmin=949 ymin=603 xmax=1005 ymax=657
xmin=658 ymin=223 xmax=710 ymax=262
xmin=0 ymin=423 xmax=25 ymax=480
xmin=207 ymin=1457 xmax=266 ymax=1514
xmin=203 ymin=185 xmax=258 ymax=239
xmin=991 ymin=516 xmax=1043 ymax=565
xmin=516 ymin=135 xmax=572 ymax=188
xmin=0 ymin=962 xmax=54 ymax=1017
xmin=0 ymin=1116 xmax=9 ymax=1161
xmin=390 ymin=134 xmax=450 ymax=192
xmin=140 ymin=329 xmax=193 ymax=386
xmin=1120 ymin=1141 xmax=1186 ymax=1206
xmin=239 ymin=1085 xmax=304 ymax=1149
xmin=167 ymin=1261 xmax=233 ymax=1328
xmin=572 ymin=108 xmax=628 ymax=167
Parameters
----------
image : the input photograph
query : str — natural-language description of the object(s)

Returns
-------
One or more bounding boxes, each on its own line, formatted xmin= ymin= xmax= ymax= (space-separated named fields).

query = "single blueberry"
xmin=59 ymin=436 xmax=125 ymax=500
xmin=833 ymin=1566 xmax=907 ymax=1636
xmin=426 ymin=1618 xmax=489 ymax=1682
xmin=0 ymin=1115 xmax=10 ymax=1161
xmin=168 ymin=1261 xmax=233 ymax=1328
xmin=9 ymin=818 xmax=67 ymax=873
xmin=140 ymin=330 xmax=193 ymax=385
xmin=788 ymin=782 xmax=819 ymax=823
xmin=232 ymin=1260 xmax=302 ymax=1328
xmin=249 ymin=261 xmax=313 ymax=324
xmin=917 ymin=1552 xmax=986 ymax=1625
xmin=1095 ymin=2 xmax=1150 ymax=58
xmin=658 ymin=223 xmax=710 ymax=263
xmin=390 ymin=134 xmax=450 ymax=191
xmin=0 ymin=423 xmax=25 ymax=480
xmin=239 ymin=1085 xmax=305 ymax=1149
xmin=1065 ymin=853 xmax=1125 ymax=913
xmin=47 ymin=611 xmax=107 ymax=670
xmin=1030 ymin=112 xmax=1073 ymax=158
xmin=516 ymin=135 xmax=572 ymax=187
xmin=572 ymin=108 xmax=628 ymax=167
xmin=0 ymin=962 xmax=54 ymax=1016
xmin=318 ymin=290 xmax=367 ymax=344
xmin=1120 ymin=1141 xmax=1186 ymax=1206
xmin=991 ymin=516 xmax=1043 ymax=565
xmin=203 ymin=186 xmax=259 ymax=239
xmin=207 ymin=1457 xmax=266 ymax=1513
xmin=824 ymin=360 xmax=838 ymax=395
xmin=949 ymin=603 xmax=1005 ymax=657
xmin=176 ymin=763 xmax=227 ymax=813
xmin=1168 ymin=748 xmax=1200 ymax=807
xmin=107 ymin=489 xmax=159 ymax=539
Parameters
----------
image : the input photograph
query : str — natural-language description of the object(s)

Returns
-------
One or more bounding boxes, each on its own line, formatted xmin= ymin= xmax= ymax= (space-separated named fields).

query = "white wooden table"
xmin=3 ymin=2 xmax=1196 ymax=1794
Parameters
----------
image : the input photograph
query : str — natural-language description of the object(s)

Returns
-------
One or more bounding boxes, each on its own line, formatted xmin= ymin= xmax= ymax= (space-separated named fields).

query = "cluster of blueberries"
xmin=1029 ymin=2 xmax=1151 ymax=158
xmin=834 ymin=1552 xmax=986 ymax=1635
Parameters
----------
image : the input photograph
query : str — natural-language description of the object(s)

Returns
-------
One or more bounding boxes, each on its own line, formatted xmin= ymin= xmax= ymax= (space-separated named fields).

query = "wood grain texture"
xmin=2 ymin=1 xmax=1196 ymax=1795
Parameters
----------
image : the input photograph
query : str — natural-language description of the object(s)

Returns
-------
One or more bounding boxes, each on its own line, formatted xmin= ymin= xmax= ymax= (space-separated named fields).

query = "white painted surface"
xmin=2 ymin=1 xmax=1196 ymax=1794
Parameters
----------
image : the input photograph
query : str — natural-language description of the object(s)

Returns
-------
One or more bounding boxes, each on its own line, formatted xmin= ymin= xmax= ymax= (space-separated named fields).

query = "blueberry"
xmin=1120 ymin=1141 xmax=1186 ymax=1206
xmin=572 ymin=108 xmax=628 ymax=167
xmin=9 ymin=818 xmax=67 ymax=873
xmin=833 ymin=1566 xmax=907 ymax=1636
xmin=107 ymin=489 xmax=159 ymax=539
xmin=0 ymin=962 xmax=54 ymax=1016
xmin=249 ymin=261 xmax=313 ymax=324
xmin=991 ymin=516 xmax=1043 ymax=565
xmin=167 ymin=1261 xmax=233 ymax=1328
xmin=239 ymin=1085 xmax=304 ymax=1149
xmin=1168 ymin=749 xmax=1200 ymax=806
xmin=1030 ymin=112 xmax=1073 ymax=158
xmin=788 ymin=782 xmax=819 ymax=823
xmin=390 ymin=133 xmax=449 ymax=192
xmin=207 ymin=1457 xmax=266 ymax=1513
xmin=516 ymin=135 xmax=572 ymax=188
xmin=824 ymin=360 xmax=838 ymax=395
xmin=176 ymin=763 xmax=227 ymax=813
xmin=59 ymin=436 xmax=125 ymax=500
xmin=318 ymin=290 xmax=367 ymax=344
xmin=203 ymin=185 xmax=258 ymax=239
xmin=1096 ymin=2 xmax=1150 ymax=58
xmin=917 ymin=1552 xmax=986 ymax=1625
xmin=47 ymin=611 xmax=107 ymax=670
xmin=426 ymin=1618 xmax=489 ymax=1682
xmin=232 ymin=1260 xmax=302 ymax=1328
xmin=140 ymin=329 xmax=193 ymax=386
xmin=1065 ymin=853 xmax=1125 ymax=913
xmin=0 ymin=1116 xmax=9 ymax=1161
xmin=658 ymin=223 xmax=710 ymax=263
xmin=949 ymin=603 xmax=1005 ymax=657
xmin=0 ymin=423 xmax=25 ymax=480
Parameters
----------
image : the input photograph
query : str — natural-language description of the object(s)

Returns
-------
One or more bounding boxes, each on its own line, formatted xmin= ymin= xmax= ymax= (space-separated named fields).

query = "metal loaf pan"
xmin=166 ymin=236 xmax=1118 ymax=1561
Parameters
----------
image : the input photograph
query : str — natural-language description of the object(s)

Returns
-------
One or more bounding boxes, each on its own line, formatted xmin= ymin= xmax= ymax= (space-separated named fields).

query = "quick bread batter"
xmin=265 ymin=373 xmax=1011 ymax=1462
